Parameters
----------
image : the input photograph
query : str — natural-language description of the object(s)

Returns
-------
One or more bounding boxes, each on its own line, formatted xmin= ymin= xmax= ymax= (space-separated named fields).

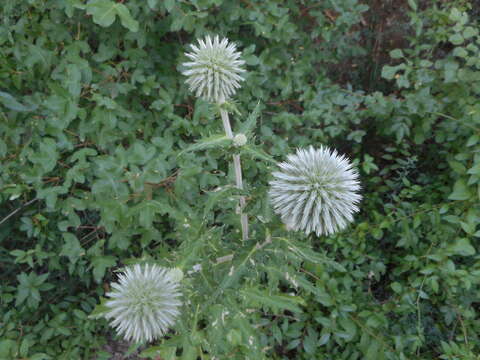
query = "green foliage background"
xmin=1 ymin=0 xmax=480 ymax=359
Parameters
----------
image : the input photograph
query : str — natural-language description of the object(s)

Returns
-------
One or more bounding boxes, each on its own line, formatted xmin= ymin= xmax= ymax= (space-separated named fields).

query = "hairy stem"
xmin=219 ymin=105 xmax=249 ymax=241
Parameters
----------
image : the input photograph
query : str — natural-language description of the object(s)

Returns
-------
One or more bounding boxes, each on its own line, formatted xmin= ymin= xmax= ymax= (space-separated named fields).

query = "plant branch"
xmin=0 ymin=198 xmax=38 ymax=226
xmin=219 ymin=103 xmax=249 ymax=241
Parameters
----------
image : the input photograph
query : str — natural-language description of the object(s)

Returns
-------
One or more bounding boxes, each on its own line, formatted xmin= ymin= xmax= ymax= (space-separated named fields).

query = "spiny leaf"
xmin=241 ymin=287 xmax=305 ymax=313
xmin=241 ymin=145 xmax=276 ymax=164
xmin=238 ymin=101 xmax=261 ymax=135
xmin=178 ymin=134 xmax=231 ymax=156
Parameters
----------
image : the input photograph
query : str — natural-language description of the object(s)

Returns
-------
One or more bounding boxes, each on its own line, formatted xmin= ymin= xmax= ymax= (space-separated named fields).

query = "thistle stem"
xmin=219 ymin=104 xmax=248 ymax=241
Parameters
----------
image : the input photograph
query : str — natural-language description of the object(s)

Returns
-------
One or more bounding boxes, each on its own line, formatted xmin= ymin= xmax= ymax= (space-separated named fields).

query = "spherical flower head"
xmin=233 ymin=133 xmax=247 ymax=147
xmin=182 ymin=35 xmax=245 ymax=103
xmin=104 ymin=264 xmax=182 ymax=343
xmin=269 ymin=146 xmax=361 ymax=236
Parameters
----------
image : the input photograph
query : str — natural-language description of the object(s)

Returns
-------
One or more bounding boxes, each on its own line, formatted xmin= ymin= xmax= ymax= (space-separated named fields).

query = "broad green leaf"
xmin=0 ymin=91 xmax=37 ymax=112
xmin=115 ymin=3 xmax=139 ymax=32
xmin=390 ymin=49 xmax=403 ymax=59
xmin=86 ymin=0 xmax=117 ymax=27
xmin=448 ymin=178 xmax=471 ymax=200
xmin=86 ymin=0 xmax=138 ymax=31
xmin=449 ymin=33 xmax=464 ymax=45
xmin=450 ymin=238 xmax=476 ymax=256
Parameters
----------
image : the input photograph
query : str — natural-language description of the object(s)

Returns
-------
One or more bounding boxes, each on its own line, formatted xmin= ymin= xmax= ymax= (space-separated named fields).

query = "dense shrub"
xmin=1 ymin=0 xmax=480 ymax=359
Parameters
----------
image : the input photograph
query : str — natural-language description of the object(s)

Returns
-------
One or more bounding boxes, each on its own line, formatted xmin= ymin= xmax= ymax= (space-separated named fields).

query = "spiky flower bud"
xmin=233 ymin=133 xmax=247 ymax=147
xmin=104 ymin=264 xmax=182 ymax=343
xmin=182 ymin=35 xmax=245 ymax=103
xmin=269 ymin=146 xmax=361 ymax=236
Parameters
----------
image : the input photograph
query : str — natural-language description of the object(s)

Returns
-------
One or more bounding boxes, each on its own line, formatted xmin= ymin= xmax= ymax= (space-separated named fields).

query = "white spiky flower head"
xmin=182 ymin=35 xmax=245 ymax=103
xmin=104 ymin=264 xmax=182 ymax=343
xmin=269 ymin=146 xmax=361 ymax=236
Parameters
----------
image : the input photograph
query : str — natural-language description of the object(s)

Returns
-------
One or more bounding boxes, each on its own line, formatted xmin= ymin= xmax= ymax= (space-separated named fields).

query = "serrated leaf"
xmin=91 ymin=256 xmax=117 ymax=283
xmin=60 ymin=233 xmax=85 ymax=264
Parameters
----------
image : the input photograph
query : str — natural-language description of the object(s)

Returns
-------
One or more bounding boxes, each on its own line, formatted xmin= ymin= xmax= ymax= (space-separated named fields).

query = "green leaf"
xmin=390 ymin=49 xmax=404 ymax=59
xmin=129 ymin=200 xmax=173 ymax=228
xmin=29 ymin=137 xmax=59 ymax=172
xmin=203 ymin=185 xmax=236 ymax=218
xmin=91 ymin=256 xmax=117 ymax=283
xmin=147 ymin=0 xmax=158 ymax=9
xmin=407 ymin=0 xmax=417 ymax=11
xmin=280 ymin=238 xmax=346 ymax=272
xmin=450 ymin=238 xmax=476 ymax=256
xmin=86 ymin=0 xmax=117 ymax=27
xmin=242 ymin=288 xmax=305 ymax=313
xmin=241 ymin=145 xmax=276 ymax=164
xmin=467 ymin=163 xmax=480 ymax=175
xmin=86 ymin=0 xmax=138 ymax=31
xmin=0 ymin=91 xmax=37 ymax=112
xmin=65 ymin=64 xmax=82 ymax=97
xmin=164 ymin=0 xmax=175 ymax=12
xmin=449 ymin=33 xmax=464 ymax=45
xmin=60 ymin=233 xmax=85 ymax=264
xmin=381 ymin=64 xmax=405 ymax=80
xmin=238 ymin=101 xmax=261 ymax=135
xmin=463 ymin=26 xmax=477 ymax=39
xmin=115 ymin=3 xmax=139 ymax=32
xmin=448 ymin=178 xmax=471 ymax=200
xmin=0 ymin=340 xmax=15 ymax=358
xmin=178 ymin=134 xmax=231 ymax=155
xmin=88 ymin=297 xmax=110 ymax=319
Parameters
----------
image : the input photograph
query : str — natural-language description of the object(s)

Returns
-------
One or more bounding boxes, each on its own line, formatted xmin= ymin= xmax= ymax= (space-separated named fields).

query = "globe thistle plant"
xmin=269 ymin=146 xmax=361 ymax=236
xmin=182 ymin=35 xmax=245 ymax=103
xmin=103 ymin=264 xmax=182 ymax=343
xmin=181 ymin=35 xmax=249 ymax=240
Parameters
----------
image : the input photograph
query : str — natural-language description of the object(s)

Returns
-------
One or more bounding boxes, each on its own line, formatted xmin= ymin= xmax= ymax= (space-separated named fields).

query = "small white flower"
xmin=104 ymin=264 xmax=182 ymax=343
xmin=269 ymin=146 xmax=361 ymax=236
xmin=182 ymin=35 xmax=245 ymax=103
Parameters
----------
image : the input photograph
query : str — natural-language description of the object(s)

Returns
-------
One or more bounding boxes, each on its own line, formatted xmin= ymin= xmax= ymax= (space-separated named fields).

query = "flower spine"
xmin=269 ymin=146 xmax=361 ymax=236
xmin=104 ymin=264 xmax=182 ymax=343
xmin=182 ymin=35 xmax=245 ymax=103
